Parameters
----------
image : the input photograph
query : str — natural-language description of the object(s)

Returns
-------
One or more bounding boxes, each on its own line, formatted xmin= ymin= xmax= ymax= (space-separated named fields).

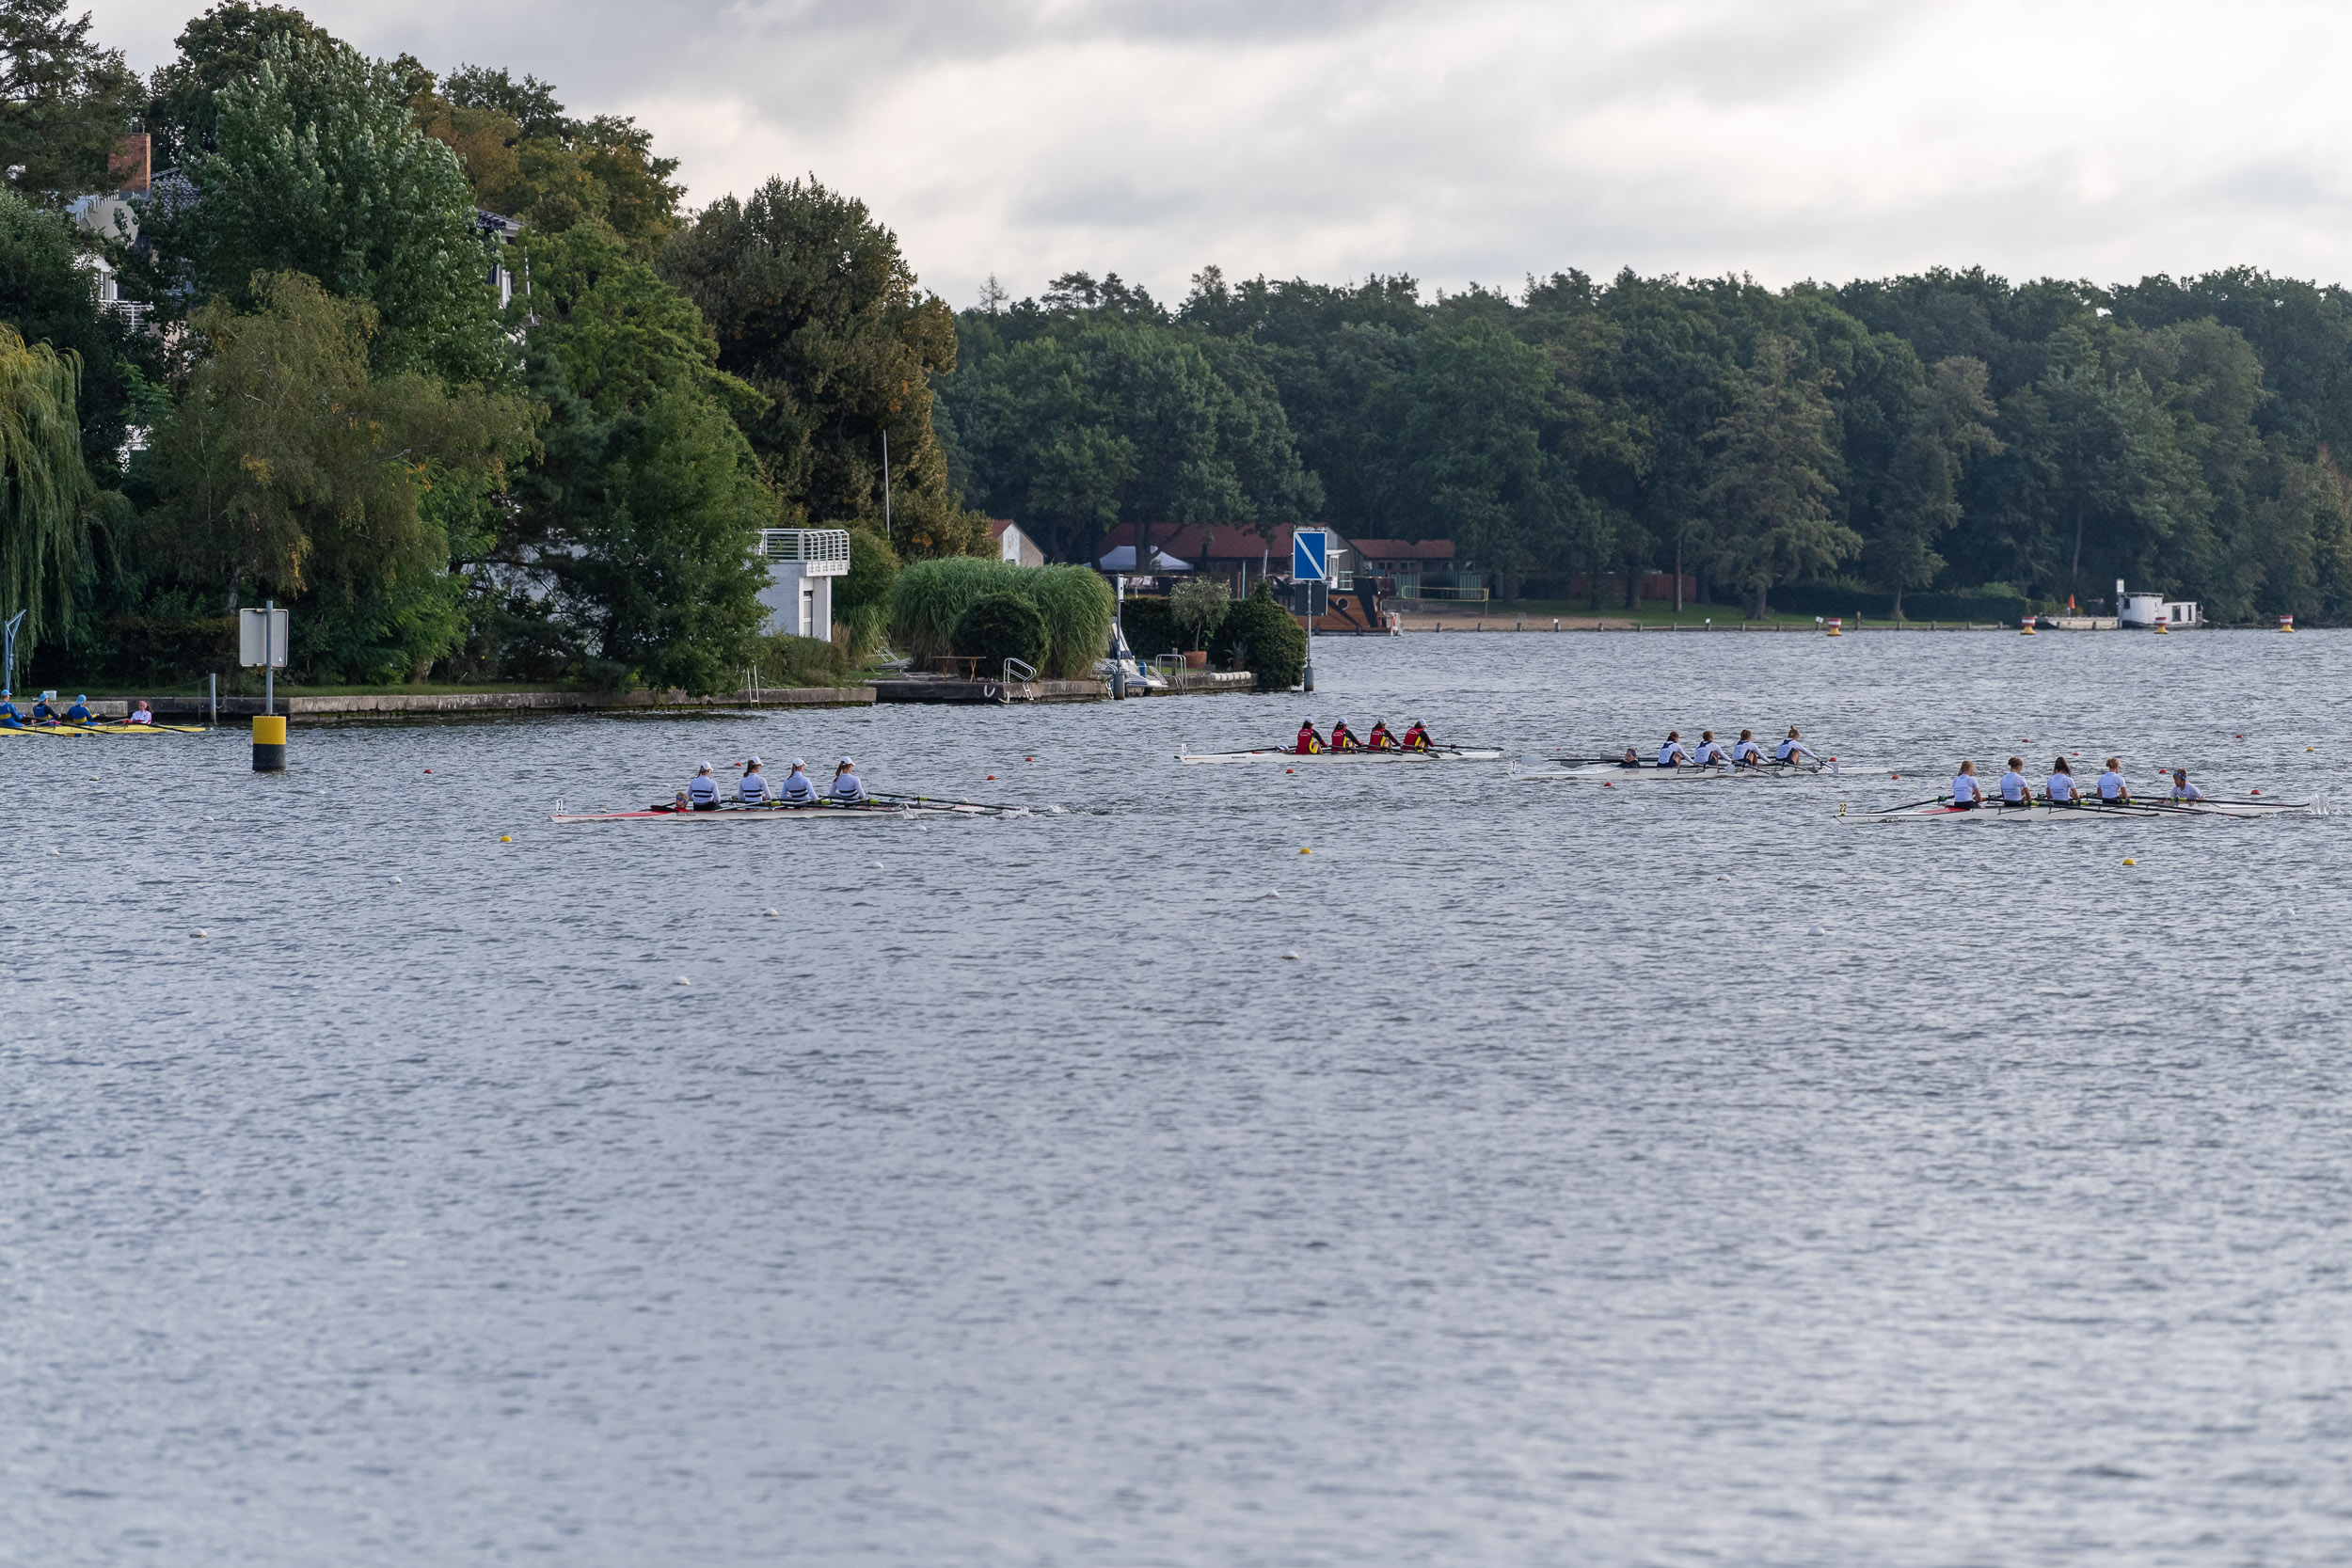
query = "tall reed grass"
xmin=889 ymin=559 xmax=1115 ymax=676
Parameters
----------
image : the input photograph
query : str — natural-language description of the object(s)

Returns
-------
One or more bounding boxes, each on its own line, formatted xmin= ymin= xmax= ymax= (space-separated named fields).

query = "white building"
xmin=2117 ymin=579 xmax=2201 ymax=629
xmin=759 ymin=529 xmax=850 ymax=639
xmin=990 ymin=518 xmax=1045 ymax=566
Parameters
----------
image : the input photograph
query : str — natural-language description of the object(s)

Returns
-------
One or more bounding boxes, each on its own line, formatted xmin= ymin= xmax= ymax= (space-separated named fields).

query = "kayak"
xmin=552 ymin=800 xmax=1002 ymax=823
xmin=1178 ymin=746 xmax=1504 ymax=764
xmin=1840 ymin=797 xmax=2301 ymax=823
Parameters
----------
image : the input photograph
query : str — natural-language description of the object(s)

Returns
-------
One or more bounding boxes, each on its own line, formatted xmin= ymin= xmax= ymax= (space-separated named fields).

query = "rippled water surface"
xmin=8 ymin=628 xmax=2352 ymax=1566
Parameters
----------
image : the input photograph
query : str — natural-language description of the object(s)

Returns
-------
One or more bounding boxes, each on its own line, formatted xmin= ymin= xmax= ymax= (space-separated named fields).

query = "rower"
xmin=830 ymin=757 xmax=867 ymax=803
xmin=30 ymin=695 xmax=56 ymax=724
xmin=1776 ymin=727 xmax=1819 ymax=765
xmin=1366 ymin=721 xmax=1397 ymax=752
xmin=0 ymin=699 xmax=22 ymax=729
xmin=2045 ymin=757 xmax=2079 ymax=806
xmin=1951 ymin=759 xmax=1983 ymax=809
xmin=2169 ymin=768 xmax=2203 ymax=801
xmin=686 ymin=762 xmax=722 ymax=811
xmin=1399 ymin=721 xmax=1432 ymax=752
xmin=1692 ymin=730 xmax=1729 ymax=767
xmin=1295 ymin=721 xmax=1326 ymax=755
xmin=63 ymin=694 xmax=93 ymax=723
xmin=1657 ymin=731 xmax=1691 ymax=769
xmin=1997 ymin=756 xmax=2030 ymax=807
xmin=2094 ymin=756 xmax=2130 ymax=804
xmin=778 ymin=758 xmax=819 ymax=805
xmin=1730 ymin=729 xmax=1764 ymax=768
xmin=125 ymin=700 xmax=153 ymax=725
xmin=738 ymin=756 xmax=773 ymax=806
xmin=1329 ymin=720 xmax=1362 ymax=752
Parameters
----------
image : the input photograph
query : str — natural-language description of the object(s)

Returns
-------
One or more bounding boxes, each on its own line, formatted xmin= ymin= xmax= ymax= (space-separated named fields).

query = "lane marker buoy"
xmin=2123 ymin=859 xmax=2137 ymax=866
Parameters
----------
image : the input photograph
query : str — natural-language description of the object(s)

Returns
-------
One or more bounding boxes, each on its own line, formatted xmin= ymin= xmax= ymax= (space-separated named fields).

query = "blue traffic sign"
xmin=1292 ymin=529 xmax=1329 ymax=582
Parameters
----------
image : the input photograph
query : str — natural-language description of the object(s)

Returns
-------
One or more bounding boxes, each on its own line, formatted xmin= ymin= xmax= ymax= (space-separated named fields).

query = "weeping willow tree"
xmin=0 ymin=325 xmax=95 ymax=659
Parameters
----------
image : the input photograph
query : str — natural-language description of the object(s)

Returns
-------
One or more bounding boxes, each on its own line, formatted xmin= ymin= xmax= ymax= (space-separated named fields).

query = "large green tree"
xmin=661 ymin=175 xmax=984 ymax=556
xmin=164 ymin=33 xmax=504 ymax=385
xmin=507 ymin=222 xmax=773 ymax=692
xmin=0 ymin=320 xmax=96 ymax=652
xmin=143 ymin=2 xmax=336 ymax=172
xmin=1705 ymin=334 xmax=1856 ymax=616
xmin=1864 ymin=355 xmax=2001 ymax=616
xmin=0 ymin=182 xmax=144 ymax=482
xmin=143 ymin=272 xmax=532 ymax=680
xmin=0 ymin=0 xmax=139 ymax=196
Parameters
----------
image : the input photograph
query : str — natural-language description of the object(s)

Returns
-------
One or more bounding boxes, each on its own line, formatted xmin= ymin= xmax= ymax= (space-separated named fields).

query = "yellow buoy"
xmin=2020 ymin=620 xmax=2037 ymax=635
xmin=2123 ymin=858 xmax=2137 ymax=866
xmin=1299 ymin=847 xmax=1311 ymax=855
xmin=2154 ymin=622 xmax=2169 ymax=634
xmin=500 ymin=834 xmax=513 ymax=843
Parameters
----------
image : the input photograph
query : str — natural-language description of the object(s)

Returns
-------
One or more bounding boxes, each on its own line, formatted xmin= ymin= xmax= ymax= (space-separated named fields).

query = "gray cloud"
xmin=85 ymin=0 xmax=2352 ymax=308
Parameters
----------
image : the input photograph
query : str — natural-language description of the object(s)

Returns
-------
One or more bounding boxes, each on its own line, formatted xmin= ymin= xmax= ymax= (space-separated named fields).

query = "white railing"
xmin=757 ymin=529 xmax=850 ymax=575
xmin=1003 ymin=656 xmax=1037 ymax=684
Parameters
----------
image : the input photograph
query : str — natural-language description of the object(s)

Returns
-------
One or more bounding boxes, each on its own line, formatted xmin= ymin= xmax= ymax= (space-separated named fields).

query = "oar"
xmin=868 ymin=788 xmax=1028 ymax=813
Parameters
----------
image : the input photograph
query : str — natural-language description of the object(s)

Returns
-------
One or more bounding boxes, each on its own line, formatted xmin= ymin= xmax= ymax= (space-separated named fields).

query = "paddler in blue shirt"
xmin=2095 ymin=757 xmax=2131 ymax=804
xmin=778 ymin=758 xmax=819 ymax=805
xmin=63 ymin=694 xmax=93 ymax=723
xmin=1657 ymin=731 xmax=1691 ymax=768
xmin=0 ymin=699 xmax=23 ymax=729
xmin=686 ymin=763 xmax=722 ymax=810
xmin=737 ymin=756 xmax=772 ymax=805
xmin=1951 ymin=759 xmax=1983 ymax=809
xmin=30 ymin=695 xmax=57 ymax=724
xmin=1997 ymin=756 xmax=2031 ymax=807
xmin=1731 ymin=729 xmax=1764 ymax=768
xmin=830 ymin=757 xmax=867 ymax=803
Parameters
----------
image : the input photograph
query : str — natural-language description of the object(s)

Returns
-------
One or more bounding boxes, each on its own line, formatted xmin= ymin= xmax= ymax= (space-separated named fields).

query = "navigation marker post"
xmin=1293 ymin=528 xmax=1329 ymax=695
xmin=1 ymin=610 xmax=23 ymax=700
xmin=239 ymin=600 xmax=289 ymax=771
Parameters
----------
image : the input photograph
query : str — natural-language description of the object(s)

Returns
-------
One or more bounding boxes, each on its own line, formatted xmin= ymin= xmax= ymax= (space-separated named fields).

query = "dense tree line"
xmin=0 ymin=0 xmax=979 ymax=689
xmin=940 ymin=264 xmax=2352 ymax=620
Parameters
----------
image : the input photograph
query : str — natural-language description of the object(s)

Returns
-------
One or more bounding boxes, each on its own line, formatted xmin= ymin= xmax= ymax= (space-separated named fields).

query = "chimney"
xmin=109 ymin=134 xmax=150 ymax=195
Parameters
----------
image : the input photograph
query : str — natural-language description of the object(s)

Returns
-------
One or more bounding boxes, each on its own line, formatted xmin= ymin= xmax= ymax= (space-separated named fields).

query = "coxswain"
xmin=830 ymin=757 xmax=867 ymax=803
xmin=778 ymin=758 xmax=819 ymax=805
xmin=125 ymin=700 xmax=153 ymax=725
xmin=738 ymin=756 xmax=773 ymax=806
xmin=1657 ymin=731 xmax=1691 ymax=769
xmin=1619 ymin=746 xmax=1641 ymax=768
xmin=686 ymin=762 xmax=722 ymax=811
xmin=2045 ymin=757 xmax=2079 ymax=806
xmin=1366 ymin=721 xmax=1397 ymax=752
xmin=1295 ymin=721 xmax=1326 ymax=755
xmin=1692 ymin=730 xmax=1729 ymax=767
xmin=2094 ymin=756 xmax=2130 ymax=804
xmin=1997 ymin=756 xmax=2031 ymax=808
xmin=1329 ymin=720 xmax=1362 ymax=752
xmin=2169 ymin=768 xmax=2203 ymax=801
xmin=665 ymin=789 xmax=691 ymax=813
xmin=1399 ymin=721 xmax=1432 ymax=752
xmin=1951 ymin=759 xmax=1983 ymax=810
xmin=1775 ymin=727 xmax=1819 ymax=765
xmin=63 ymin=694 xmax=93 ymax=724
xmin=1730 ymin=729 xmax=1764 ymax=768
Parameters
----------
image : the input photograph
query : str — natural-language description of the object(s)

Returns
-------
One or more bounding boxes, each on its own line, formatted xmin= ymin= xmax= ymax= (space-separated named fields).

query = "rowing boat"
xmin=1516 ymin=759 xmax=1843 ymax=783
xmin=1177 ymin=746 xmax=1503 ymax=764
xmin=1840 ymin=797 xmax=2302 ymax=823
xmin=552 ymin=800 xmax=1002 ymax=823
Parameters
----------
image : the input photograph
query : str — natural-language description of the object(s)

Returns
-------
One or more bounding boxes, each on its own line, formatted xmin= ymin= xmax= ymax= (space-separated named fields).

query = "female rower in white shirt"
xmin=1997 ymin=756 xmax=2031 ymax=807
xmin=2169 ymin=768 xmax=2203 ymax=800
xmin=777 ymin=759 xmax=819 ymax=804
xmin=1730 ymin=729 xmax=1764 ymax=767
xmin=1657 ymin=732 xmax=1691 ymax=769
xmin=2094 ymin=756 xmax=2130 ymax=804
xmin=1776 ymin=727 xmax=1820 ymax=765
xmin=2044 ymin=757 xmax=2079 ymax=805
xmin=830 ymin=757 xmax=868 ymax=803
xmin=1951 ymin=759 xmax=1984 ymax=809
xmin=686 ymin=763 xmax=721 ymax=810
xmin=1692 ymin=731 xmax=1730 ymax=767
xmin=738 ymin=756 xmax=773 ymax=805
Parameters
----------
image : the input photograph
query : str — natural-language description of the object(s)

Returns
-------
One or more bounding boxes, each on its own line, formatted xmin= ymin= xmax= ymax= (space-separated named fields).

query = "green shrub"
xmin=1026 ymin=563 xmax=1114 ymax=676
xmin=1120 ymin=595 xmax=1178 ymax=660
xmin=753 ymin=630 xmax=850 ymax=687
xmin=890 ymin=555 xmax=1025 ymax=662
xmin=1210 ymin=582 xmax=1306 ymax=690
xmin=1168 ymin=576 xmax=1231 ymax=648
xmin=953 ymin=591 xmax=1049 ymax=675
xmin=837 ymin=523 xmax=900 ymax=616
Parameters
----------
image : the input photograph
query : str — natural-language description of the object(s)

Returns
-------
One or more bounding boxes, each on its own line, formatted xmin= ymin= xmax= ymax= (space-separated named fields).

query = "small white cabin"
xmin=759 ymin=529 xmax=849 ymax=640
xmin=2117 ymin=580 xmax=2201 ymax=629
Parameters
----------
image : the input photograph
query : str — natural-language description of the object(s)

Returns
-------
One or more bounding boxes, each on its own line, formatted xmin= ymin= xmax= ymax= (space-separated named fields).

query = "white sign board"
xmin=1292 ymin=529 xmax=1330 ymax=583
xmin=239 ymin=607 xmax=289 ymax=669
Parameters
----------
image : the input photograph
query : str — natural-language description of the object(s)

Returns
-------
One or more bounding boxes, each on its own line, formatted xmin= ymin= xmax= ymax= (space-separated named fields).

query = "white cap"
xmin=790 ymin=758 xmax=805 ymax=769
xmin=697 ymin=762 xmax=712 ymax=773
xmin=746 ymin=756 xmax=761 ymax=767
xmin=837 ymin=756 xmax=854 ymax=767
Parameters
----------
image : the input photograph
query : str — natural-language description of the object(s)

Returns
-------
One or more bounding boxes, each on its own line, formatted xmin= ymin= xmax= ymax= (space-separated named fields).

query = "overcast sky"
xmin=83 ymin=0 xmax=2352 ymax=310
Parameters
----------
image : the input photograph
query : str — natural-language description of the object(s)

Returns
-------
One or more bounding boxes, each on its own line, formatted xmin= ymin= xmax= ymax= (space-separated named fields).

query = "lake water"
xmin=7 ymin=627 xmax=2352 ymax=1566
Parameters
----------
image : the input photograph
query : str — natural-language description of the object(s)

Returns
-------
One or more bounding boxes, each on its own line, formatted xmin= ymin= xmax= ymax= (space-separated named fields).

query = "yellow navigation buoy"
xmin=2281 ymin=614 xmax=2296 ymax=632
xmin=2123 ymin=859 xmax=2137 ymax=866
xmin=1299 ymin=847 xmax=1311 ymax=855
xmin=2020 ymin=619 xmax=2037 ymax=635
xmin=2154 ymin=622 xmax=2169 ymax=634
xmin=500 ymin=834 xmax=513 ymax=843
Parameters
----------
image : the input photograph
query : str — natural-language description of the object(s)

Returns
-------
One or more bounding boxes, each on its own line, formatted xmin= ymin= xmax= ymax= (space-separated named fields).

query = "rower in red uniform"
xmin=1295 ymin=721 xmax=1326 ymax=754
xmin=1399 ymin=721 xmax=1432 ymax=752
xmin=1366 ymin=721 xmax=1397 ymax=751
xmin=1329 ymin=721 xmax=1362 ymax=752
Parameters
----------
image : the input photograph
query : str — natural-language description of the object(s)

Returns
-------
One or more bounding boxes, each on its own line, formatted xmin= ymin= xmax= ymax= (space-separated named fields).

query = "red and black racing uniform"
xmin=1366 ymin=722 xmax=1397 ymax=752
xmin=1329 ymin=722 xmax=1362 ymax=752
xmin=1295 ymin=724 xmax=1326 ymax=754
xmin=1400 ymin=724 xmax=1432 ymax=752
